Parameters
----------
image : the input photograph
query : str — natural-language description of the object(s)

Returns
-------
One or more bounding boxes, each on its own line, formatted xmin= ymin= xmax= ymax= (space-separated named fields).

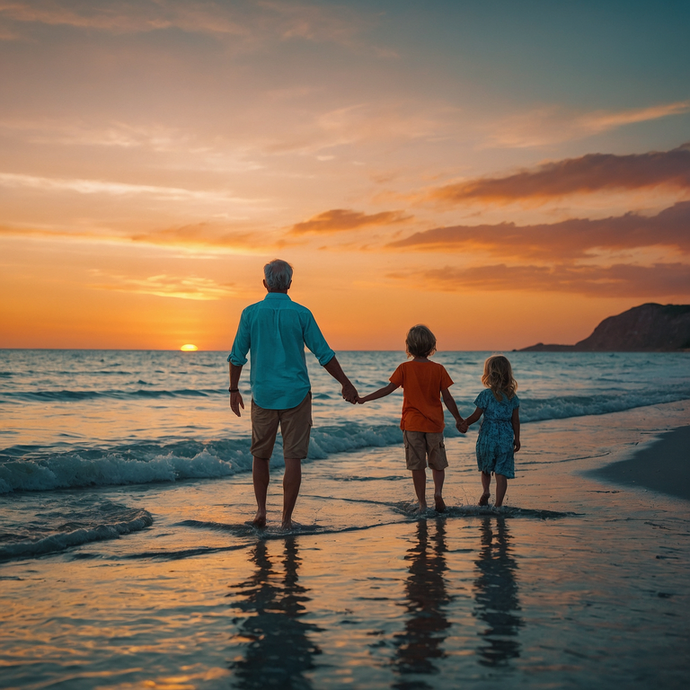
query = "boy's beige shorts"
xmin=251 ymin=392 xmax=312 ymax=460
xmin=403 ymin=430 xmax=448 ymax=471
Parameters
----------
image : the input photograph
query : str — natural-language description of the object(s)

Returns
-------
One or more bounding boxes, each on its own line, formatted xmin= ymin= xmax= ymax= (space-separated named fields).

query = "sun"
xmin=180 ymin=344 xmax=198 ymax=352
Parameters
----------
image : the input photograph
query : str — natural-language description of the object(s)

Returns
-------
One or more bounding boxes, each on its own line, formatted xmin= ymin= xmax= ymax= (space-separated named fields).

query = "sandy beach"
xmin=2 ymin=400 xmax=690 ymax=689
xmin=590 ymin=425 xmax=690 ymax=502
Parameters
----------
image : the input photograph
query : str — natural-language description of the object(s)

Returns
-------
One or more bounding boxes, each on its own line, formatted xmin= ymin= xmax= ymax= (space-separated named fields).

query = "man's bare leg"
xmin=282 ymin=458 xmax=302 ymax=530
xmin=411 ymin=469 xmax=427 ymax=512
xmin=495 ymin=474 xmax=508 ymax=507
xmin=479 ymin=471 xmax=491 ymax=506
xmin=432 ymin=468 xmax=446 ymax=512
xmin=252 ymin=456 xmax=269 ymax=527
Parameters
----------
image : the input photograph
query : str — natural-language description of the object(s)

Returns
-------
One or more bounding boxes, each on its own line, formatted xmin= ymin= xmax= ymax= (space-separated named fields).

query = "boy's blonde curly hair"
xmin=482 ymin=355 xmax=518 ymax=401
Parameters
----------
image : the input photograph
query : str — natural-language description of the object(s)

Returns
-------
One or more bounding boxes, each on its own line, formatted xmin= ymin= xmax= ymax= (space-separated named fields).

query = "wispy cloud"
xmin=388 ymin=201 xmax=690 ymax=259
xmin=0 ymin=0 xmax=245 ymax=36
xmin=289 ymin=208 xmax=411 ymax=235
xmin=0 ymin=0 xmax=367 ymax=47
xmin=88 ymin=271 xmax=235 ymax=300
xmin=389 ymin=262 xmax=690 ymax=298
xmin=0 ymin=221 xmax=275 ymax=253
xmin=0 ymin=225 xmax=111 ymax=242
xmin=131 ymin=223 xmax=267 ymax=250
xmin=0 ymin=172 xmax=253 ymax=203
xmin=426 ymin=144 xmax=690 ymax=206
xmin=486 ymin=101 xmax=690 ymax=148
xmin=263 ymin=102 xmax=460 ymax=156
xmin=0 ymin=117 xmax=188 ymax=151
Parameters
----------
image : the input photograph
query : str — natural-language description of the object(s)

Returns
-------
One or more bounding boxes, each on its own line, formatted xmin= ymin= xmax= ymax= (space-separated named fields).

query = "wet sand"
xmin=591 ymin=425 xmax=690 ymax=502
xmin=1 ymin=402 xmax=690 ymax=689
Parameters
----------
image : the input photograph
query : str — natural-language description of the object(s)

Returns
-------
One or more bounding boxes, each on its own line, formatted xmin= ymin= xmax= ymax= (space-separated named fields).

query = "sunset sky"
xmin=1 ymin=0 xmax=689 ymax=350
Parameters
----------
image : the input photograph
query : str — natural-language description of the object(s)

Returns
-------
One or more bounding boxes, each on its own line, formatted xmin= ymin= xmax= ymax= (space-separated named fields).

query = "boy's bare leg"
xmin=411 ymin=469 xmax=427 ymax=511
xmin=282 ymin=458 xmax=302 ymax=530
xmin=479 ymin=471 xmax=491 ymax=506
xmin=252 ymin=457 xmax=270 ymax=527
xmin=432 ymin=468 xmax=446 ymax=512
xmin=495 ymin=474 xmax=507 ymax=507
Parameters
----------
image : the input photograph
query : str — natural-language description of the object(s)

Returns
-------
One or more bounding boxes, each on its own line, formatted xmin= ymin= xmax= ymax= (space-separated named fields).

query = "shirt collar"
xmin=263 ymin=292 xmax=291 ymax=301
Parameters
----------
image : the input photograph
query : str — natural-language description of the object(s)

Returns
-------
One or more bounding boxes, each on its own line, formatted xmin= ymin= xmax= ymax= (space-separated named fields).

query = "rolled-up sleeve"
xmin=228 ymin=309 xmax=251 ymax=365
xmin=302 ymin=312 xmax=335 ymax=366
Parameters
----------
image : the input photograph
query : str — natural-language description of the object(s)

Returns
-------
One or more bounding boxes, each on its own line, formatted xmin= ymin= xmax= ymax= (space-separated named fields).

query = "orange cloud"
xmin=388 ymin=202 xmax=690 ymax=259
xmin=290 ymin=208 xmax=411 ymax=235
xmin=0 ymin=221 xmax=276 ymax=252
xmin=429 ymin=143 xmax=690 ymax=204
xmin=88 ymin=271 xmax=235 ymax=301
xmin=130 ymin=223 xmax=261 ymax=250
xmin=389 ymin=262 xmax=690 ymax=298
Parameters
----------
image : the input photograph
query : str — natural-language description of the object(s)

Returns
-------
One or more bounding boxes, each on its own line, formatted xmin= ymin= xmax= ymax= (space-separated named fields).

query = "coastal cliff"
xmin=520 ymin=303 xmax=690 ymax=352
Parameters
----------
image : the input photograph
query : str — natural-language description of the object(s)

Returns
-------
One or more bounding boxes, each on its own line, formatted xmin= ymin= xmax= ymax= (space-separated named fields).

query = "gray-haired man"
xmin=228 ymin=259 xmax=358 ymax=529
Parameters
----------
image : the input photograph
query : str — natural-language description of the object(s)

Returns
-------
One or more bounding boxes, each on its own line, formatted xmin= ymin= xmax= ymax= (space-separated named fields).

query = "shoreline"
xmin=2 ymin=403 xmax=690 ymax=688
xmin=590 ymin=425 xmax=690 ymax=502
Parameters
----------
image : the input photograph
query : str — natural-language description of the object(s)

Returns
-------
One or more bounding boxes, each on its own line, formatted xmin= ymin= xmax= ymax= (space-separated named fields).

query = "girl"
xmin=358 ymin=325 xmax=466 ymax=513
xmin=465 ymin=355 xmax=520 ymax=508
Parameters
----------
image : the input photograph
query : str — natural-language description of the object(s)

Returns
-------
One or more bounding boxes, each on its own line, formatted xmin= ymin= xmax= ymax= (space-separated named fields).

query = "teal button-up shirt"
xmin=228 ymin=293 xmax=335 ymax=410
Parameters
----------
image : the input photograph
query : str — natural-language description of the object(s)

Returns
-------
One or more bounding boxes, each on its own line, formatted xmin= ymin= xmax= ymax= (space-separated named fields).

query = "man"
xmin=228 ymin=259 xmax=358 ymax=529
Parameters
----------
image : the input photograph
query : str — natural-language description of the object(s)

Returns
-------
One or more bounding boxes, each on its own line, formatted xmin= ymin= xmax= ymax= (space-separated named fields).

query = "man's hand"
xmin=456 ymin=419 xmax=468 ymax=434
xmin=230 ymin=390 xmax=245 ymax=417
xmin=341 ymin=381 xmax=358 ymax=404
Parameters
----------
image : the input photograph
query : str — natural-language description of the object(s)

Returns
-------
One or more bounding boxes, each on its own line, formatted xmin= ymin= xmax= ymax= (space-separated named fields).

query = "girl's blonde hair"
xmin=482 ymin=355 xmax=518 ymax=401
xmin=406 ymin=324 xmax=437 ymax=358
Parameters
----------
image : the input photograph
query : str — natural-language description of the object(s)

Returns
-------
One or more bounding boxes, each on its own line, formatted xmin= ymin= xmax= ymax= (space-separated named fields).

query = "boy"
xmin=358 ymin=325 xmax=466 ymax=512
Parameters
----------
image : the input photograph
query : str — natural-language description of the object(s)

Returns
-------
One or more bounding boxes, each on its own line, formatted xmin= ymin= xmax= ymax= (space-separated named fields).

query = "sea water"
xmin=1 ymin=350 xmax=689 ymax=689
xmin=1 ymin=349 xmax=689 ymax=559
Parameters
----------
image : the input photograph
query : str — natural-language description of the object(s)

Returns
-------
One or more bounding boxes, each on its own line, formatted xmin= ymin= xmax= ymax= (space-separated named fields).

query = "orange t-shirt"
xmin=389 ymin=360 xmax=454 ymax=433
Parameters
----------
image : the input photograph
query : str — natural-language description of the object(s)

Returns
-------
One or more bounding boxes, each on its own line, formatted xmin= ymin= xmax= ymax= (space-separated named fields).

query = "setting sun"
xmin=180 ymin=344 xmax=198 ymax=352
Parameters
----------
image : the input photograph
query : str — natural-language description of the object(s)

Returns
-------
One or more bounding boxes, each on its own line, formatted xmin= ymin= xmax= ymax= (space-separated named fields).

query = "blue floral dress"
xmin=474 ymin=388 xmax=520 ymax=478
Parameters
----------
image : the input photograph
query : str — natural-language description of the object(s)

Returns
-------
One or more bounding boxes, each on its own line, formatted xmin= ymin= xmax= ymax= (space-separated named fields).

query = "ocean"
xmin=1 ymin=349 xmax=689 ymax=688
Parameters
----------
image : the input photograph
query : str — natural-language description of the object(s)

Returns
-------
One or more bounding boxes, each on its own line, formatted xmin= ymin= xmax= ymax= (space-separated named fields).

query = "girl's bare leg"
xmin=432 ymin=468 xmax=446 ymax=512
xmin=479 ymin=471 xmax=491 ymax=506
xmin=495 ymin=474 xmax=508 ymax=507
xmin=411 ymin=469 xmax=427 ymax=511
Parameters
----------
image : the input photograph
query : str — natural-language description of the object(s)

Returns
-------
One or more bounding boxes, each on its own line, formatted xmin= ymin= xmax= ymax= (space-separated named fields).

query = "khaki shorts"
xmin=251 ymin=392 xmax=312 ymax=460
xmin=403 ymin=430 xmax=448 ymax=471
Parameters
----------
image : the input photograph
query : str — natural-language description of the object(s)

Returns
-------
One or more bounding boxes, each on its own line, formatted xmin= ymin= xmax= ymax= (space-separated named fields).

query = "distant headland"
xmin=519 ymin=303 xmax=690 ymax=352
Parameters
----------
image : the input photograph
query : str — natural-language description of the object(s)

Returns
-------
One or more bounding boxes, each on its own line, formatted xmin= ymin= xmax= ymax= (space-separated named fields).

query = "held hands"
xmin=341 ymin=381 xmax=359 ymax=404
xmin=456 ymin=418 xmax=468 ymax=434
xmin=229 ymin=390 xmax=245 ymax=417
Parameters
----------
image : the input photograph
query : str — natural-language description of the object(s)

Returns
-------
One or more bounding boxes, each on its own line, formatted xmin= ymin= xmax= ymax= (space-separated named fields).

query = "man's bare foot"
xmin=478 ymin=493 xmax=490 ymax=506
xmin=252 ymin=513 xmax=266 ymax=528
xmin=416 ymin=502 xmax=428 ymax=514
xmin=434 ymin=495 xmax=446 ymax=513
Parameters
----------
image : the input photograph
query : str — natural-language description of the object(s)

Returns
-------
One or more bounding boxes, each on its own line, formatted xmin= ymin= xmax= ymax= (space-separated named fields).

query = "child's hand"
xmin=356 ymin=396 xmax=366 ymax=404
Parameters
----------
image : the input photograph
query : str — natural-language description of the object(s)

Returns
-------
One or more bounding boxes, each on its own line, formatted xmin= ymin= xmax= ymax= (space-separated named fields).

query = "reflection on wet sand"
xmin=392 ymin=519 xmax=452 ymax=688
xmin=473 ymin=516 xmax=522 ymax=666
xmin=227 ymin=537 xmax=321 ymax=689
